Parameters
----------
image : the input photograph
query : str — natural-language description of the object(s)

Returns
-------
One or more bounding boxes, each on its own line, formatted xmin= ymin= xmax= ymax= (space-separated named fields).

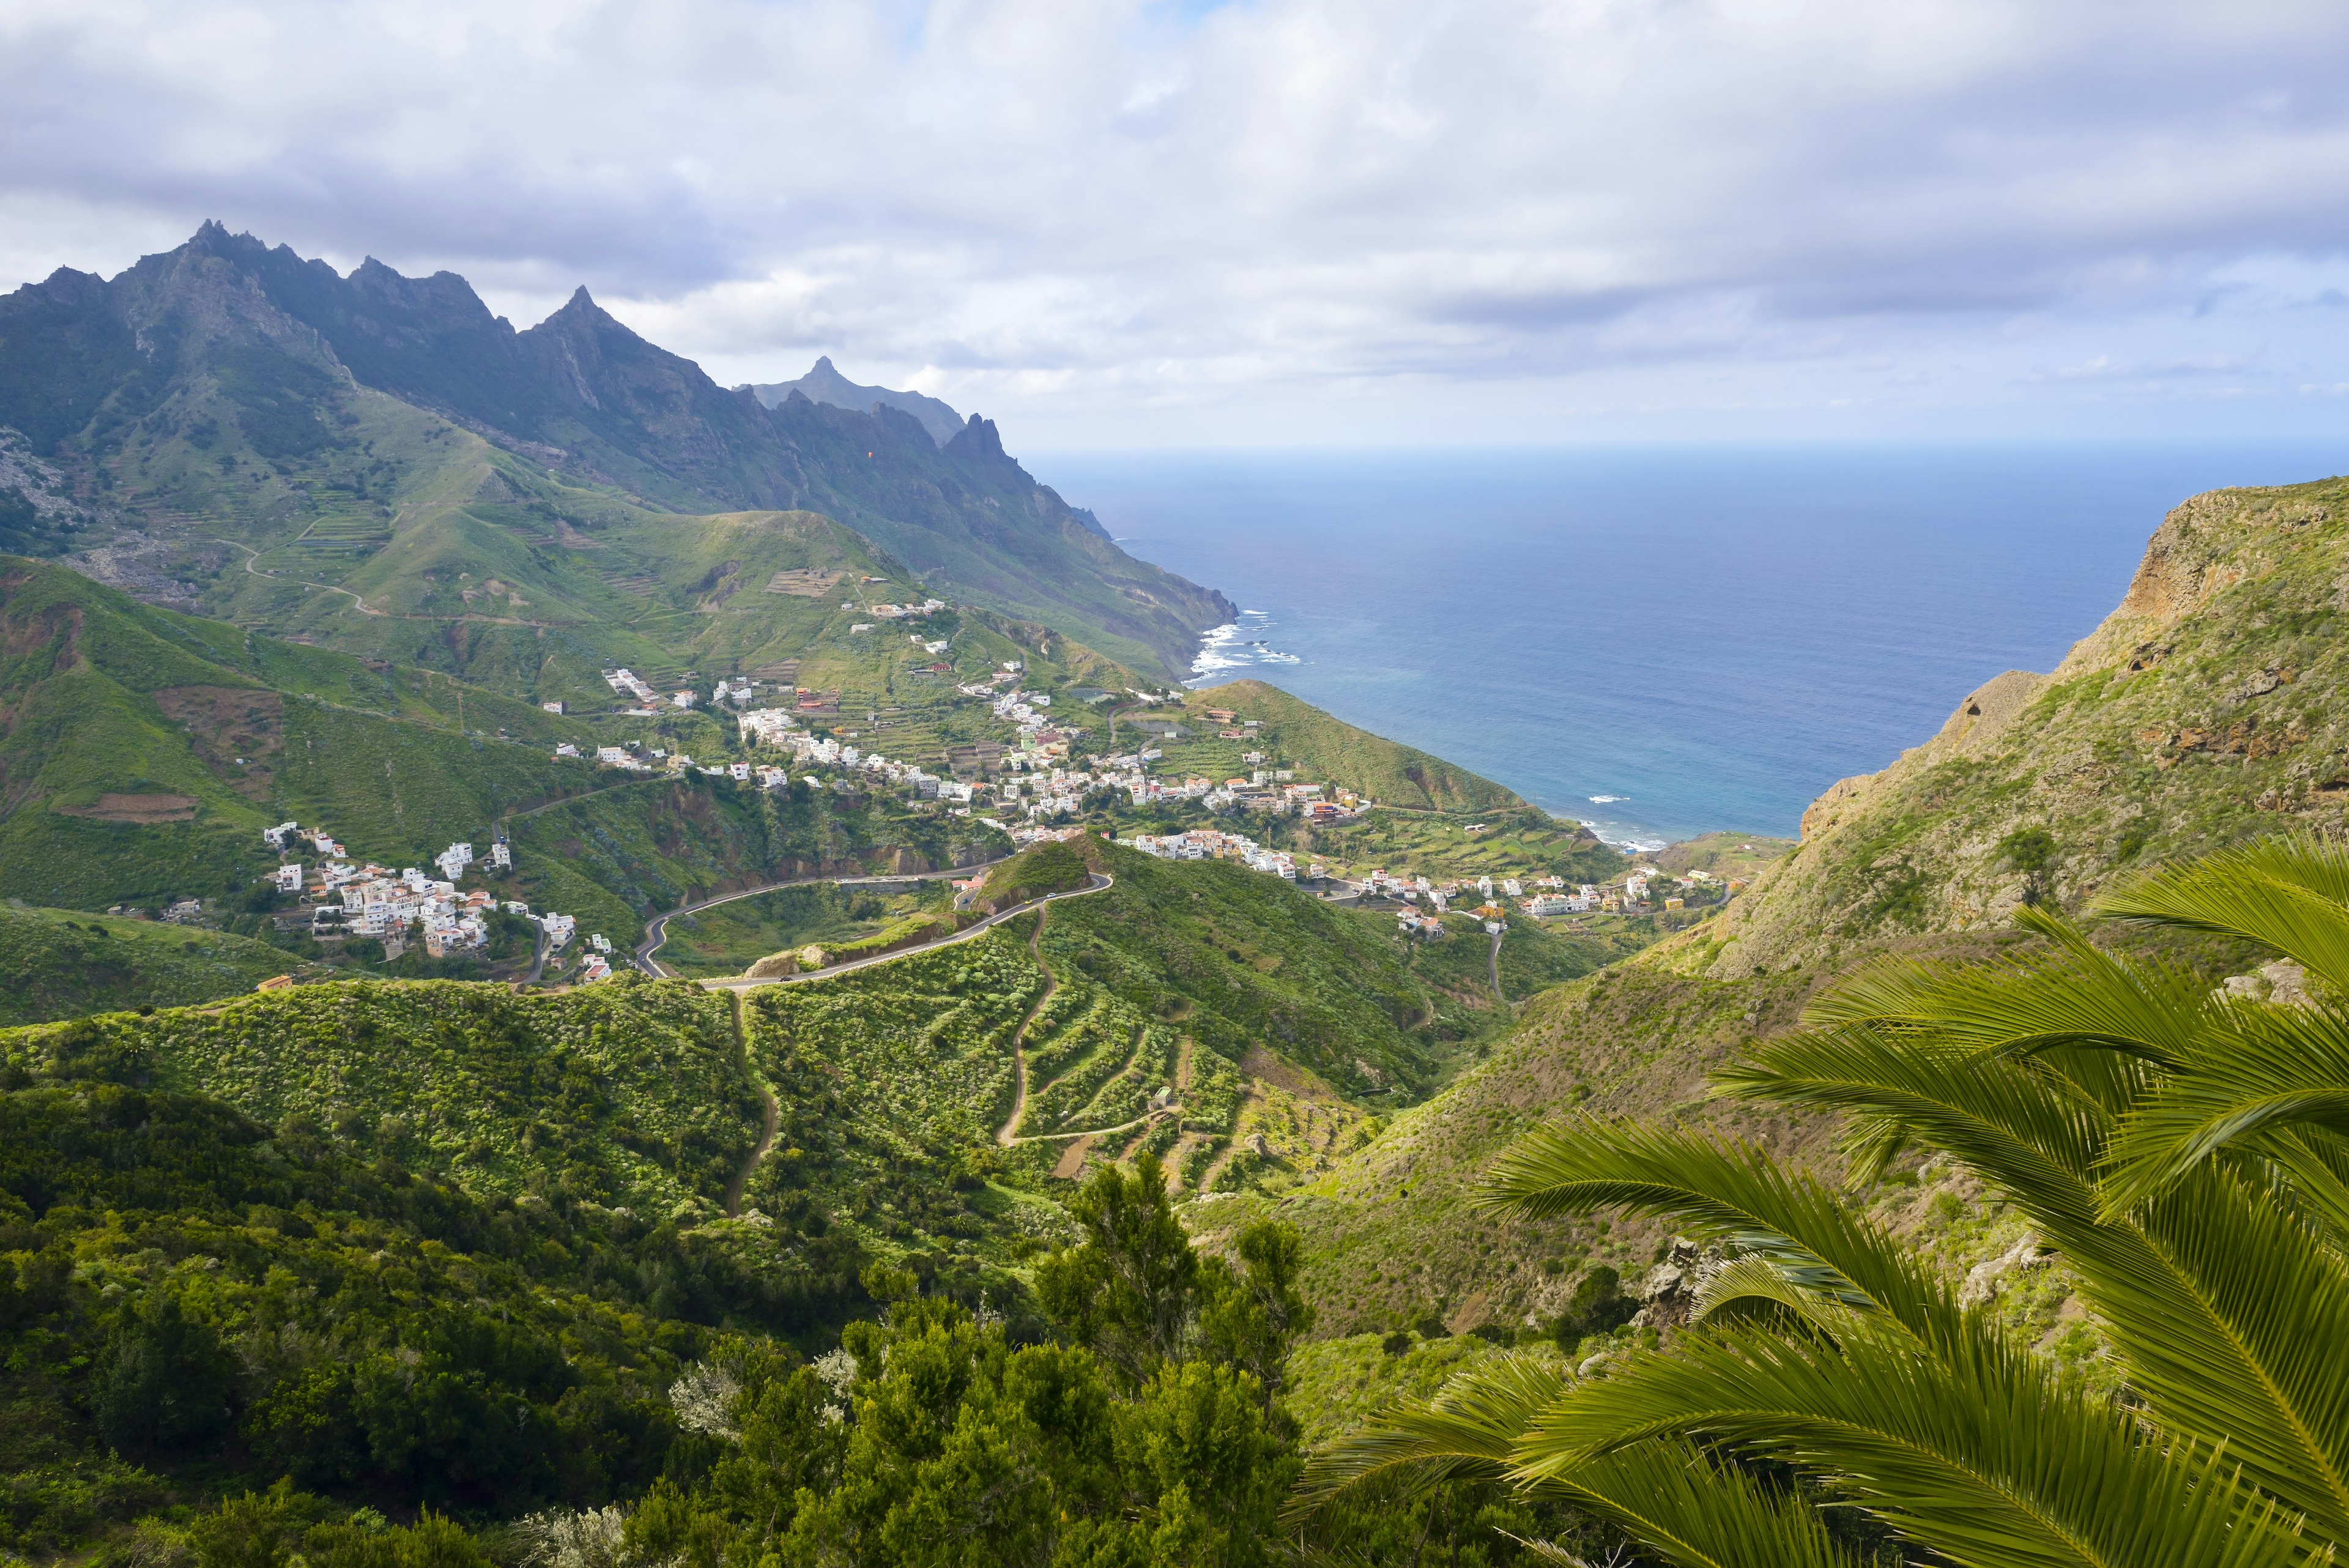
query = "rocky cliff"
xmin=1682 ymin=476 xmax=2349 ymax=976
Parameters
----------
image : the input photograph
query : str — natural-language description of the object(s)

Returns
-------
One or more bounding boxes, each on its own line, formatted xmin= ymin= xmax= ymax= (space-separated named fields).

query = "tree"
xmin=1196 ymin=1219 xmax=1315 ymax=1408
xmin=95 ymin=1285 xmax=236 ymax=1457
xmin=1036 ymin=1152 xmax=1199 ymax=1388
xmin=1296 ymin=836 xmax=2349 ymax=1567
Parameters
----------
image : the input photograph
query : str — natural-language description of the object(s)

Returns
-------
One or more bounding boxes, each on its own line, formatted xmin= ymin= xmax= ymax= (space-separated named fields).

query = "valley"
xmin=7 ymin=219 xmax=2349 ymax=1568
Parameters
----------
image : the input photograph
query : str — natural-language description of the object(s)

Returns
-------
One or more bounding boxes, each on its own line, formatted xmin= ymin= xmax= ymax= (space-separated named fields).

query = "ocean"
xmin=1031 ymin=443 xmax=2349 ymax=849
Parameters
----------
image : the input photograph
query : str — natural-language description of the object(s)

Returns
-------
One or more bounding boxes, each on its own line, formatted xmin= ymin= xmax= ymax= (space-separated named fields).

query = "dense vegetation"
xmin=0 ymin=979 xmax=766 ymax=1218
xmin=0 ymin=904 xmax=320 ymax=1024
xmin=0 ymin=1062 xmax=847 ymax=1558
xmin=1299 ymin=838 xmax=2349 ymax=1566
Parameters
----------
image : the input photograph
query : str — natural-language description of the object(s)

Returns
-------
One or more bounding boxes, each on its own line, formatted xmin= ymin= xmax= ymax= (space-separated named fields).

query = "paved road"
xmin=633 ymin=861 xmax=1011 ymax=976
xmin=691 ymin=874 xmax=1114 ymax=992
xmin=631 ymin=858 xmax=1020 ymax=978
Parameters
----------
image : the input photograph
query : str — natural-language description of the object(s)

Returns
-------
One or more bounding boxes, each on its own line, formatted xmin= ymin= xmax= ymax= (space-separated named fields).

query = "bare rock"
xmin=1958 ymin=1231 xmax=2047 ymax=1309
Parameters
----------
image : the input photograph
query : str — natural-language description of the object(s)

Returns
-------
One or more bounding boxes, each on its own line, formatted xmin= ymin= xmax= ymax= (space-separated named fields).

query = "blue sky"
xmin=6 ymin=0 xmax=2349 ymax=447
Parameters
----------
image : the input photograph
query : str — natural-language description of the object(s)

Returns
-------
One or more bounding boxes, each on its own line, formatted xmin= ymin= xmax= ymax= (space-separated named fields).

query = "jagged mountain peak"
xmin=746 ymin=356 xmax=965 ymax=447
xmin=0 ymin=225 xmax=1236 ymax=677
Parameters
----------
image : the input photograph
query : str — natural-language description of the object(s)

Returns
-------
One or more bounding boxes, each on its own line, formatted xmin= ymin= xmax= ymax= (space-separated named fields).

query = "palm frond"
xmin=1477 ymin=1117 xmax=1961 ymax=1347
xmin=1510 ymin=1318 xmax=2309 ymax=1568
xmin=1536 ymin=1442 xmax=1867 ymax=1568
xmin=1286 ymin=1353 xmax=1568 ymax=1525
xmin=1807 ymin=911 xmax=2211 ymax=1082
xmin=2096 ymin=835 xmax=2349 ymax=994
xmin=1721 ymin=1011 xmax=2349 ymax=1539
xmin=2101 ymin=998 xmax=2349 ymax=1213
xmin=1718 ymin=1022 xmax=2110 ymax=1197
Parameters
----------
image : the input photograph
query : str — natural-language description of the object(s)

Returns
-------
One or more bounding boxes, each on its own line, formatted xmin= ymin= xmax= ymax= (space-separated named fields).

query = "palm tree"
xmin=1293 ymin=836 xmax=2349 ymax=1567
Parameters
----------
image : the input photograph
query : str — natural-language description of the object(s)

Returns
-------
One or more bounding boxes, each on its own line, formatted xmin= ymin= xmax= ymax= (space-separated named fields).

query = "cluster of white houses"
xmin=262 ymin=820 xmax=609 ymax=975
xmin=600 ymin=668 xmax=773 ymax=717
xmin=1119 ymin=828 xmax=1303 ymax=881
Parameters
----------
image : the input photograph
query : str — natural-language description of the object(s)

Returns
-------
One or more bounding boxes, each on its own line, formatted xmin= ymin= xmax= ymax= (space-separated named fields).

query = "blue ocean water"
xmin=1032 ymin=444 xmax=2349 ymax=849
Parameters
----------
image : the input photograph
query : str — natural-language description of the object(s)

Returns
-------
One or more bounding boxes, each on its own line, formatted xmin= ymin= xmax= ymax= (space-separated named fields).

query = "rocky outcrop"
xmin=1682 ymin=477 xmax=2349 ymax=980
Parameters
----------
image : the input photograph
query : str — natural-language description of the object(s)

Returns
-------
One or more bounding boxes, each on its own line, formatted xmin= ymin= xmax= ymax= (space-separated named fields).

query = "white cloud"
xmin=4 ymin=0 xmax=2349 ymax=444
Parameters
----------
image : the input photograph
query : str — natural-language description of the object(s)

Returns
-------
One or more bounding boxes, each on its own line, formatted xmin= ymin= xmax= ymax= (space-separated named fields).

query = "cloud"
xmin=4 ymin=0 xmax=2349 ymax=443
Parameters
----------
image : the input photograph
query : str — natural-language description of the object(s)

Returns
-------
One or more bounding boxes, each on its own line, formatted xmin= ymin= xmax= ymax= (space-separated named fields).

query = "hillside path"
xmin=722 ymin=991 xmax=781 ymax=1218
xmin=1489 ymin=929 xmax=1507 ymax=1006
xmin=216 ymin=537 xmax=384 ymax=617
xmin=631 ymin=857 xmax=1014 ymax=977
xmin=993 ymin=905 xmax=1056 ymax=1146
xmin=688 ymin=874 xmax=1112 ymax=990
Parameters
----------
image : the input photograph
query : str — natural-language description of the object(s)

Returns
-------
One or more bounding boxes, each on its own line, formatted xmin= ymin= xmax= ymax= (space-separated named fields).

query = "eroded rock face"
xmin=1958 ymin=1231 xmax=2047 ymax=1309
xmin=1630 ymin=1236 xmax=1719 ymax=1330
xmin=2219 ymin=959 xmax=2314 ymax=1008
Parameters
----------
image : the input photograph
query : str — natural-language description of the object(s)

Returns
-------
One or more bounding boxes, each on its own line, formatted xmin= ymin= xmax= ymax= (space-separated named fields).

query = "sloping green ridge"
xmin=0 ymin=904 xmax=322 ymax=1024
xmin=1182 ymin=680 xmax=1524 ymax=813
xmin=1284 ymin=474 xmax=2349 ymax=1341
xmin=1683 ymin=474 xmax=2349 ymax=978
xmin=0 ymin=555 xmax=1011 ymax=938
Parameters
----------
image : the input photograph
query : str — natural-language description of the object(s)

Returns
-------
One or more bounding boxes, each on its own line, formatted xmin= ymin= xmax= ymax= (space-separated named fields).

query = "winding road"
xmin=630 ymin=858 xmax=1017 ymax=978
xmin=993 ymin=904 xmax=1058 ymax=1146
xmin=690 ymin=874 xmax=1113 ymax=991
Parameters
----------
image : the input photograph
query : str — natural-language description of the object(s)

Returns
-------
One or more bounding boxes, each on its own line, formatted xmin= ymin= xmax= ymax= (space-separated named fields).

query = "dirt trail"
xmin=722 ymin=992 xmax=781 ymax=1217
xmin=1489 ymin=929 xmax=1507 ymax=1006
xmin=994 ymin=906 xmax=1056 ymax=1146
xmin=1067 ymin=1023 xmax=1152 ymax=1126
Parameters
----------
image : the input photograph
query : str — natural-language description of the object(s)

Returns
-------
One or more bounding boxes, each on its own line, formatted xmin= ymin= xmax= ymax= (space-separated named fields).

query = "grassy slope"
xmin=1173 ymin=680 xmax=1524 ymax=812
xmin=0 ymin=904 xmax=327 ymax=1024
xmin=505 ymin=775 xmax=1008 ymax=948
xmin=0 ymin=555 xmax=1015 ymax=949
xmin=1682 ymin=476 xmax=2349 ymax=979
xmin=1276 ymin=477 xmax=2349 ymax=1342
xmin=653 ymin=881 xmax=952 ymax=977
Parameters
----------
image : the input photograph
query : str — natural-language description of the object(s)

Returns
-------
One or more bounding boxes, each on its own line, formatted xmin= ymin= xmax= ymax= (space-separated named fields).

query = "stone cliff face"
xmin=1683 ymin=477 xmax=2349 ymax=978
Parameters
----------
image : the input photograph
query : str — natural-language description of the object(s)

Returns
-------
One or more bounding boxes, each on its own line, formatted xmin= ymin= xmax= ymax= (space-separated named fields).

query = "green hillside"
xmin=1171 ymin=680 xmax=1524 ymax=813
xmin=0 ymin=903 xmax=325 ymax=1024
xmin=2 ymin=978 xmax=766 ymax=1218
xmin=0 ymin=223 xmax=1230 ymax=683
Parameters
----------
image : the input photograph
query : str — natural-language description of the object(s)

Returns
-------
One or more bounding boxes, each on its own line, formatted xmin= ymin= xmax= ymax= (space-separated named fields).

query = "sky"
xmin=7 ymin=0 xmax=2349 ymax=447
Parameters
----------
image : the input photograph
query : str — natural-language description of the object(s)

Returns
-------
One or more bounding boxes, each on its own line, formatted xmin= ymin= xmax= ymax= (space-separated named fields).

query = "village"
xmin=258 ymin=820 xmax=618 ymax=982
xmin=548 ymin=641 xmax=1758 ymax=948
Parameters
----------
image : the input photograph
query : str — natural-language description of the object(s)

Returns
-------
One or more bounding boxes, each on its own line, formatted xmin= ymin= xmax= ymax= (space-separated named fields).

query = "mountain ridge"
xmin=0 ymin=222 xmax=1230 ymax=678
xmin=744 ymin=355 xmax=967 ymax=447
xmin=1264 ymin=471 xmax=2349 ymax=1337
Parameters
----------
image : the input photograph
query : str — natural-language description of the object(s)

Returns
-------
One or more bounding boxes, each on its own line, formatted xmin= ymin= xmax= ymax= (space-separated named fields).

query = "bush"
xmin=1549 ymin=1265 xmax=1635 ymax=1348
